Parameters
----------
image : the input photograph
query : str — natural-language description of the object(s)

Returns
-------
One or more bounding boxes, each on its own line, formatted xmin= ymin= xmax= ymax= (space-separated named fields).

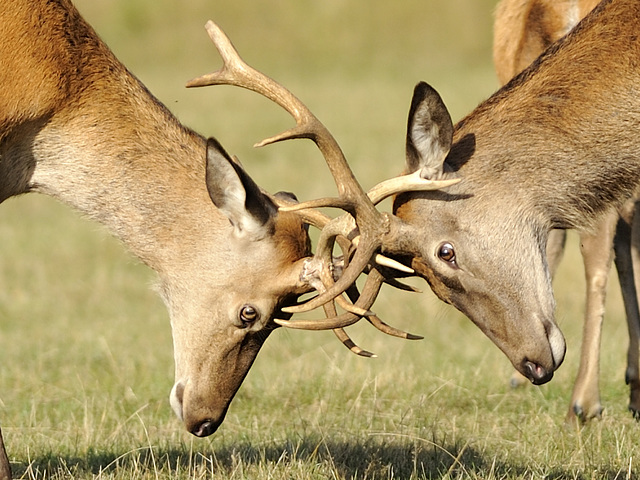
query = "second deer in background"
xmin=493 ymin=0 xmax=640 ymax=423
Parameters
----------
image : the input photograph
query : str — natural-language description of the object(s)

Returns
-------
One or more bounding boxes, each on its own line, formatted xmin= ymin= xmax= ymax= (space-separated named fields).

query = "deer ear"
xmin=205 ymin=137 xmax=277 ymax=240
xmin=405 ymin=82 xmax=453 ymax=180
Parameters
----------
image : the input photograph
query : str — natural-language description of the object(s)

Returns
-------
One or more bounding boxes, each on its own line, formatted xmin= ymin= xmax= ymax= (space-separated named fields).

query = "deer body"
xmin=0 ymin=1 xmax=314 ymax=476
xmin=393 ymin=0 xmax=640 ymax=384
xmin=493 ymin=0 xmax=601 ymax=85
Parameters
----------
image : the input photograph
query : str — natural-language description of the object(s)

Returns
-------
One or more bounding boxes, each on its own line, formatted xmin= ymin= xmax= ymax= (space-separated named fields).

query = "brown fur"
xmin=392 ymin=0 xmax=640 ymax=388
xmin=0 ymin=0 xmax=313 ymax=474
xmin=493 ymin=0 xmax=640 ymax=424
xmin=493 ymin=0 xmax=601 ymax=85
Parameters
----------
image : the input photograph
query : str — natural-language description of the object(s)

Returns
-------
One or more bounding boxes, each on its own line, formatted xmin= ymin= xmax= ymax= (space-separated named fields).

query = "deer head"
xmin=387 ymin=0 xmax=640 ymax=383
xmin=393 ymin=82 xmax=568 ymax=384
xmin=163 ymin=138 xmax=313 ymax=436
xmin=276 ymin=0 xmax=640 ymax=386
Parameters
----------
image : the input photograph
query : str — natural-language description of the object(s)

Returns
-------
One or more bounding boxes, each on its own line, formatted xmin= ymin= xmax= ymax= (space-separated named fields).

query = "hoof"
xmin=568 ymin=402 xmax=603 ymax=424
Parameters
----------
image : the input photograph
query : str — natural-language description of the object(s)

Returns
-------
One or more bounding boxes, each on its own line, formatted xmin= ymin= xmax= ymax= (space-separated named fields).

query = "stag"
xmin=189 ymin=0 xmax=640 ymax=429
xmin=275 ymin=0 xmax=640 ymax=402
xmin=386 ymin=0 xmax=640 ymax=389
xmin=493 ymin=0 xmax=640 ymax=423
xmin=0 ymin=1 xmax=309 ymax=476
xmin=0 ymin=0 xmax=454 ymax=477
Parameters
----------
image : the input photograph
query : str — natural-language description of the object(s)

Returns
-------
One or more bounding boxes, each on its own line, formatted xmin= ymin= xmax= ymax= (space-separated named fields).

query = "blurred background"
xmin=0 ymin=1 xmax=634 ymax=477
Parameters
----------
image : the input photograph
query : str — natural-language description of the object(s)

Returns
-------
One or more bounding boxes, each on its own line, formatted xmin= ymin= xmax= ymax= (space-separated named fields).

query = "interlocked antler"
xmin=274 ymin=196 xmax=423 ymax=357
xmin=188 ymin=21 xmax=457 ymax=348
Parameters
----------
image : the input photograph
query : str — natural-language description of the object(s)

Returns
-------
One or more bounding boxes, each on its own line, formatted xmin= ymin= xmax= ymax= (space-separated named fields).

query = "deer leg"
xmin=623 ymin=204 xmax=640 ymax=418
xmin=510 ymin=228 xmax=567 ymax=388
xmin=566 ymin=212 xmax=617 ymax=424
xmin=0 ymin=426 xmax=11 ymax=480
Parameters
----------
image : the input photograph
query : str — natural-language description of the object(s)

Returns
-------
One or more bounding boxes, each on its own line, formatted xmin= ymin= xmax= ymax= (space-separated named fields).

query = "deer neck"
xmin=0 ymin=0 xmax=225 ymax=276
xmin=5 ymin=75 xmax=216 ymax=275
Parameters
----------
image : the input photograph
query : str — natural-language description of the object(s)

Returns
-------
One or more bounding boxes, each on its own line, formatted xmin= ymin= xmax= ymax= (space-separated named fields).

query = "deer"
xmin=0 ymin=1 xmax=312 ymax=476
xmin=9 ymin=0 xmax=638 ymax=475
xmin=492 ymin=0 xmax=640 ymax=423
xmin=191 ymin=0 xmax=576 ymax=407
xmin=275 ymin=0 xmax=640 ymax=419
xmin=383 ymin=0 xmax=640 ymax=403
xmin=0 ymin=0 xmax=460 ymax=477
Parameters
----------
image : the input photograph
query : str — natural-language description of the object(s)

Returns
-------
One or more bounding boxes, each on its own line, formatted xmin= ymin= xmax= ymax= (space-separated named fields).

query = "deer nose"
xmin=522 ymin=359 xmax=554 ymax=385
xmin=172 ymin=379 xmax=228 ymax=437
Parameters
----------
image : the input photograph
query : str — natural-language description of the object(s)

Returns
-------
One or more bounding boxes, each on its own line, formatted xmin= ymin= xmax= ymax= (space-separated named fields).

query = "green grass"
xmin=0 ymin=0 xmax=638 ymax=478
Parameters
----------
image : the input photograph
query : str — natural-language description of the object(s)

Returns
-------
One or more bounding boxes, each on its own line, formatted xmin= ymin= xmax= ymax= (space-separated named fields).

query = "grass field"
xmin=1 ymin=0 xmax=638 ymax=478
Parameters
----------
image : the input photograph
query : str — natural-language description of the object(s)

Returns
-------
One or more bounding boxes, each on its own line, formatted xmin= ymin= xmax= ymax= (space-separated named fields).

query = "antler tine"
xmin=186 ymin=21 xmax=312 ymax=135
xmin=188 ymin=21 xmax=372 ymax=208
xmin=319 ymin=292 xmax=376 ymax=358
xmin=383 ymin=278 xmax=422 ymax=293
xmin=333 ymin=327 xmax=376 ymax=358
xmin=274 ymin=311 xmax=362 ymax=330
xmin=276 ymin=264 xmax=384 ymax=330
xmin=344 ymin=276 xmax=423 ymax=340
xmin=367 ymin=170 xmax=461 ymax=205
xmin=278 ymin=197 xmax=352 ymax=212
xmin=366 ymin=314 xmax=424 ymax=340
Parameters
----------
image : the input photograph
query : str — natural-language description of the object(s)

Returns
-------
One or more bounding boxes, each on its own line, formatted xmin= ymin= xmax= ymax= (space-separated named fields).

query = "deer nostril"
xmin=191 ymin=419 xmax=219 ymax=438
xmin=522 ymin=360 xmax=554 ymax=385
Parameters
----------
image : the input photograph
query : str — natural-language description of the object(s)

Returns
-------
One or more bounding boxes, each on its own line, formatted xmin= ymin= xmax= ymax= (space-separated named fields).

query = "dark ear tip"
xmin=206 ymin=136 xmax=233 ymax=162
xmin=275 ymin=191 xmax=299 ymax=202
xmin=409 ymin=82 xmax=441 ymax=120
xmin=412 ymin=81 xmax=436 ymax=101
xmin=413 ymin=81 xmax=428 ymax=94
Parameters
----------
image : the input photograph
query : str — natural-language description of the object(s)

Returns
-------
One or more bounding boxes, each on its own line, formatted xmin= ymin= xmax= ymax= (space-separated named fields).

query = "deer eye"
xmin=437 ymin=242 xmax=457 ymax=266
xmin=239 ymin=305 xmax=260 ymax=326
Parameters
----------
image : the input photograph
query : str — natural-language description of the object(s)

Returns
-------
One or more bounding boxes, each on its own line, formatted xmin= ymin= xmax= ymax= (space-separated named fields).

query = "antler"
xmin=188 ymin=21 xmax=455 ymax=336
xmin=273 ymin=196 xmax=423 ymax=356
xmin=187 ymin=21 xmax=392 ymax=313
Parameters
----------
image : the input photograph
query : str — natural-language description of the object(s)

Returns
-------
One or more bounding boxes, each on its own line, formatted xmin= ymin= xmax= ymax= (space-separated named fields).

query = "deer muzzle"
xmin=169 ymin=379 xmax=228 ymax=437
xmin=518 ymin=318 xmax=566 ymax=384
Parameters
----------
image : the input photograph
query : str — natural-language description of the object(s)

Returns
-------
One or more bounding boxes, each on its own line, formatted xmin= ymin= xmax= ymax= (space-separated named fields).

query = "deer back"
xmin=493 ymin=0 xmax=602 ymax=84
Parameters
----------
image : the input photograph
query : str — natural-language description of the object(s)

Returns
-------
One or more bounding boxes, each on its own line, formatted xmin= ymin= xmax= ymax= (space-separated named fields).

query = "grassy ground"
xmin=0 ymin=0 xmax=638 ymax=478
